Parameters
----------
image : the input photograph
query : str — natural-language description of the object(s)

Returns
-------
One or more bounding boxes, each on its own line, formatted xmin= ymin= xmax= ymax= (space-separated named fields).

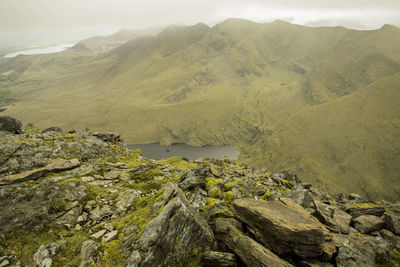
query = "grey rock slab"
xmin=127 ymin=183 xmax=215 ymax=267
xmin=79 ymin=240 xmax=99 ymax=267
xmin=102 ymin=230 xmax=118 ymax=243
xmin=90 ymin=229 xmax=107 ymax=239
xmin=0 ymin=158 xmax=81 ymax=185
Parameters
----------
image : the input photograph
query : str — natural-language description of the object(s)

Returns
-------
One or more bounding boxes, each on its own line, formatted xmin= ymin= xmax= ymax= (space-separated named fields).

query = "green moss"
xmin=223 ymin=182 xmax=236 ymax=191
xmin=205 ymin=177 xmax=223 ymax=191
xmin=57 ymin=178 xmax=81 ymax=185
xmin=211 ymin=209 xmax=234 ymax=218
xmin=209 ymin=187 xmax=222 ymax=199
xmin=156 ymin=156 xmax=198 ymax=171
xmin=200 ymin=197 xmax=219 ymax=211
xmin=352 ymin=203 xmax=380 ymax=208
xmin=0 ymin=231 xmax=53 ymax=265
xmin=48 ymin=198 xmax=68 ymax=214
xmin=390 ymin=249 xmax=400 ymax=267
xmin=223 ymin=191 xmax=234 ymax=207
xmin=101 ymin=239 xmax=126 ymax=265
xmin=53 ymin=230 xmax=89 ymax=266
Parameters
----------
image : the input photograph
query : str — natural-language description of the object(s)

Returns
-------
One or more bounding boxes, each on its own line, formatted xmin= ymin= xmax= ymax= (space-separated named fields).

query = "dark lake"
xmin=128 ymin=143 xmax=239 ymax=161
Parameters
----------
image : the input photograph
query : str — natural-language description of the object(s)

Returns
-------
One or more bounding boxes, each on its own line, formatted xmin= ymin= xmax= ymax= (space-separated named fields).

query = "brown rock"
xmin=0 ymin=158 xmax=81 ymax=185
xmin=352 ymin=215 xmax=385 ymax=234
xmin=201 ymin=251 xmax=238 ymax=267
xmin=233 ymin=198 xmax=326 ymax=258
xmin=346 ymin=204 xmax=385 ymax=218
xmin=214 ymin=218 xmax=293 ymax=267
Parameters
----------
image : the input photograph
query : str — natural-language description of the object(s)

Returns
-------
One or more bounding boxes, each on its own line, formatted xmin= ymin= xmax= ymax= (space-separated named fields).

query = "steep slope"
xmin=0 ymin=19 xmax=399 ymax=200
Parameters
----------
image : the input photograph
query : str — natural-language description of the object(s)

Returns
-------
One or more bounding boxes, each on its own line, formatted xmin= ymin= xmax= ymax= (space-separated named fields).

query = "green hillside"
xmin=0 ymin=19 xmax=399 ymax=200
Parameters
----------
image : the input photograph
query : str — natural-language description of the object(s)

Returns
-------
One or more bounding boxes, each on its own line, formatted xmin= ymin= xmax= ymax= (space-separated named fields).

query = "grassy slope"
xmin=0 ymin=19 xmax=399 ymax=200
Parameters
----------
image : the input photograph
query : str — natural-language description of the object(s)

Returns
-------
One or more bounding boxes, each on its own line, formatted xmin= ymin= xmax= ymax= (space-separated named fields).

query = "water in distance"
xmin=129 ymin=143 xmax=239 ymax=161
xmin=4 ymin=43 xmax=74 ymax=58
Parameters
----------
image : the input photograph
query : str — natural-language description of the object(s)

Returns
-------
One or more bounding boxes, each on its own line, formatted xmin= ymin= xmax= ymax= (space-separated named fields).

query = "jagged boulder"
xmin=178 ymin=166 xmax=209 ymax=190
xmin=233 ymin=198 xmax=327 ymax=258
xmin=126 ymin=183 xmax=215 ymax=266
xmin=0 ymin=116 xmax=22 ymax=134
xmin=214 ymin=217 xmax=294 ymax=267
xmin=33 ymin=242 xmax=60 ymax=267
xmin=385 ymin=213 xmax=400 ymax=235
xmin=313 ymin=200 xmax=352 ymax=234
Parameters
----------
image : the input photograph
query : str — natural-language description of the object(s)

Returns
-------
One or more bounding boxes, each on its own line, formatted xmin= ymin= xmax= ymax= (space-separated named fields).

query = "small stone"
xmin=77 ymin=212 xmax=88 ymax=224
xmin=90 ymin=229 xmax=106 ymax=239
xmin=102 ymin=230 xmax=118 ymax=243
xmin=75 ymin=224 xmax=82 ymax=231
xmin=102 ymin=171 xmax=120 ymax=180
xmin=0 ymin=259 xmax=10 ymax=267
xmin=104 ymin=223 xmax=114 ymax=232
xmin=210 ymin=164 xmax=221 ymax=177
xmin=81 ymin=176 xmax=95 ymax=182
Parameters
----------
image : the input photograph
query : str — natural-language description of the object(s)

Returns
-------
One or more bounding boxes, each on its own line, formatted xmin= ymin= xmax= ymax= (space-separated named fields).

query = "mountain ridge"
xmin=0 ymin=18 xmax=399 ymax=200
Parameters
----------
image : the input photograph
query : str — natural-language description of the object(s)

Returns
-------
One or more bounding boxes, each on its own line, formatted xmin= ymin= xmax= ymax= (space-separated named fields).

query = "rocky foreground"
xmin=0 ymin=116 xmax=400 ymax=267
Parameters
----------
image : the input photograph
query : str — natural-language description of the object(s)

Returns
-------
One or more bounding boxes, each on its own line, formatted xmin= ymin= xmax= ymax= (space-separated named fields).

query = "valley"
xmin=0 ymin=19 xmax=399 ymax=200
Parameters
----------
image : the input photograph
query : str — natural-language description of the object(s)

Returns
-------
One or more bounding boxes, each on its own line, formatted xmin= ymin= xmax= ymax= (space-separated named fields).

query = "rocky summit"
xmin=0 ymin=117 xmax=400 ymax=267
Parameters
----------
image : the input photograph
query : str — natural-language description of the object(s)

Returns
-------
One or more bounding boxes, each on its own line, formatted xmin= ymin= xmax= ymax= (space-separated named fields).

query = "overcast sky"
xmin=1 ymin=0 xmax=399 ymax=32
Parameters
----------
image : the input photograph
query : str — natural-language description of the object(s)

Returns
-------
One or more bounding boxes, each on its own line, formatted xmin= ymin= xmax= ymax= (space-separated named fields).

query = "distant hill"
xmin=0 ymin=19 xmax=399 ymax=200
xmin=72 ymin=27 xmax=162 ymax=51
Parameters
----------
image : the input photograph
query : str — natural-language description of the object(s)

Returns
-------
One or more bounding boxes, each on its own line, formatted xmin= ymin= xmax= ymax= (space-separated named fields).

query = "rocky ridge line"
xmin=0 ymin=116 xmax=399 ymax=267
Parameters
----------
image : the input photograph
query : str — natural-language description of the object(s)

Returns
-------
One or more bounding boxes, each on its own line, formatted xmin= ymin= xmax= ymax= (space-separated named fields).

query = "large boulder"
xmin=352 ymin=215 xmax=385 ymax=234
xmin=126 ymin=183 xmax=215 ymax=267
xmin=214 ymin=218 xmax=293 ymax=267
xmin=0 ymin=116 xmax=22 ymax=134
xmin=233 ymin=198 xmax=327 ymax=258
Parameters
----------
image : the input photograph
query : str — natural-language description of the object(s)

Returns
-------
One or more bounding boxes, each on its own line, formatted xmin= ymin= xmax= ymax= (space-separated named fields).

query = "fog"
xmin=1 ymin=0 xmax=399 ymax=31
xmin=0 ymin=0 xmax=399 ymax=49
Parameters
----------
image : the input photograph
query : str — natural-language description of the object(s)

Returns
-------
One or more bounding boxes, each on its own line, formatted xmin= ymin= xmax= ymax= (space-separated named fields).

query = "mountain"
xmin=0 ymin=19 xmax=399 ymax=200
xmin=71 ymin=27 xmax=162 ymax=51
xmin=1 ymin=121 xmax=399 ymax=266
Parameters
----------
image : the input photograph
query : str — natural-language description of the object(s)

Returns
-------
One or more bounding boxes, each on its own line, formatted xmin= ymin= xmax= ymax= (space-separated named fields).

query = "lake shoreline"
xmin=128 ymin=143 xmax=239 ymax=161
